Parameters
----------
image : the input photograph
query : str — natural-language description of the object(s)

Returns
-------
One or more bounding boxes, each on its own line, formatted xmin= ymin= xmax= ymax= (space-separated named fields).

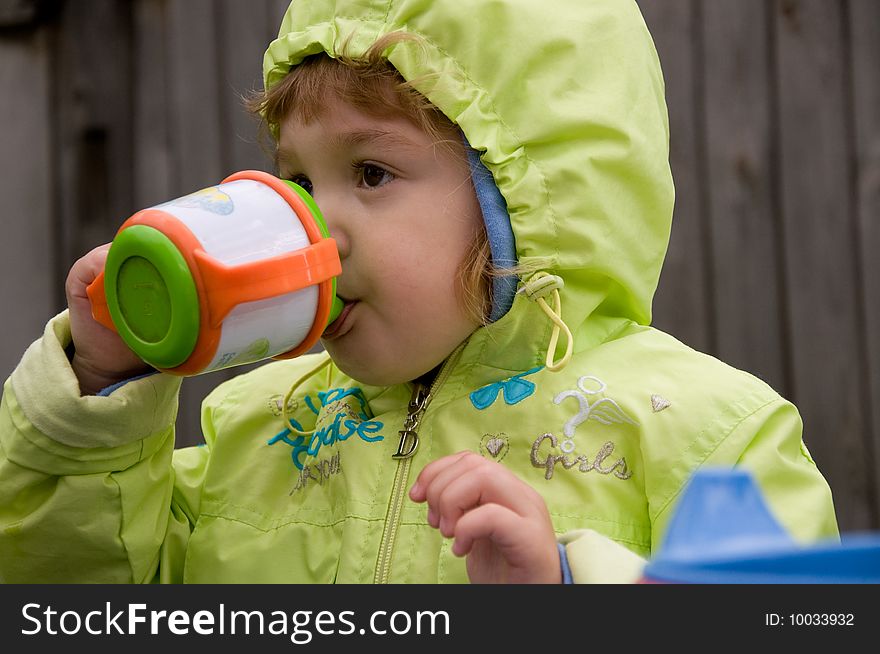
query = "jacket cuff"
xmin=2 ymin=311 xmax=181 ymax=474
xmin=97 ymin=370 xmax=160 ymax=397
xmin=558 ymin=529 xmax=647 ymax=584
xmin=557 ymin=542 xmax=573 ymax=584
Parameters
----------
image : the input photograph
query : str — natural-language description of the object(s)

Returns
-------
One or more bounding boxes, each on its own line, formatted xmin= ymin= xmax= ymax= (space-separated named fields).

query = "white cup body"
xmin=153 ymin=179 xmax=319 ymax=372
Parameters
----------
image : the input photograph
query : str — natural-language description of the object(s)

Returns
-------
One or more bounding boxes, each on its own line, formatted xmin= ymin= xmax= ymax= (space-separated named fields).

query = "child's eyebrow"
xmin=276 ymin=129 xmax=422 ymax=171
xmin=330 ymin=128 xmax=423 ymax=152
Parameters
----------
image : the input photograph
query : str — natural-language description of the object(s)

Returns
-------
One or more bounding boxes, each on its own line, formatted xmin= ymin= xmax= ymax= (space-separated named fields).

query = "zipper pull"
xmin=393 ymin=430 xmax=419 ymax=459
xmin=392 ymin=384 xmax=431 ymax=459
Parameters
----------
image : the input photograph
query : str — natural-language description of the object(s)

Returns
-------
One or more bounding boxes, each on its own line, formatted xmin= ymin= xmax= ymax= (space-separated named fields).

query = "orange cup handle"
xmin=194 ymin=238 xmax=341 ymax=329
xmin=86 ymin=272 xmax=118 ymax=332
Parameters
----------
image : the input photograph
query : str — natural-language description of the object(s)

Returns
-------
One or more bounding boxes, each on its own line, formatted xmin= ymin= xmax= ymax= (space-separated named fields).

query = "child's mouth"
xmin=322 ymin=300 xmax=357 ymax=341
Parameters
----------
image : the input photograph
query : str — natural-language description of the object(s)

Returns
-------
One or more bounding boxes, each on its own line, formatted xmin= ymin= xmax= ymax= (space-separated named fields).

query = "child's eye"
xmin=355 ymin=163 xmax=394 ymax=189
xmin=289 ymin=175 xmax=313 ymax=196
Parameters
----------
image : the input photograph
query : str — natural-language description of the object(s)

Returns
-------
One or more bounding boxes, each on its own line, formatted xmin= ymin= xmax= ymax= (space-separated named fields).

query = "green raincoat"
xmin=0 ymin=0 xmax=837 ymax=583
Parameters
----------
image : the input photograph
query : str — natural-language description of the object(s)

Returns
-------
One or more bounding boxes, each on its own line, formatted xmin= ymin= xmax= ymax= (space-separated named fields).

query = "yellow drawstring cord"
xmin=518 ymin=272 xmax=573 ymax=372
xmin=281 ymin=355 xmax=333 ymax=436
xmin=280 ymin=272 xmax=572 ymax=433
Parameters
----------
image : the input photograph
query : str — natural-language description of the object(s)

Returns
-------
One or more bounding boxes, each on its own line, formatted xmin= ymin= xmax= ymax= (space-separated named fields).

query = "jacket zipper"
xmin=373 ymin=343 xmax=465 ymax=583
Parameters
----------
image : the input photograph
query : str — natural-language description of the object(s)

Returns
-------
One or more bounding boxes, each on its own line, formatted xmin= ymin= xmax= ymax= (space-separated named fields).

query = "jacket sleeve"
xmin=702 ymin=397 xmax=839 ymax=544
xmin=557 ymin=397 xmax=838 ymax=584
xmin=0 ymin=311 xmax=206 ymax=583
xmin=643 ymin=395 xmax=838 ymax=556
xmin=558 ymin=529 xmax=647 ymax=583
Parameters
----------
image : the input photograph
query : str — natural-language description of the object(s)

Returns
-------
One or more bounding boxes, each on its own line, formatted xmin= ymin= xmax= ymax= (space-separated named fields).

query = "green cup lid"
xmin=104 ymin=225 xmax=200 ymax=369
xmin=328 ymin=295 xmax=344 ymax=325
xmin=283 ymin=180 xmax=342 ymax=328
xmin=283 ymin=180 xmax=330 ymax=239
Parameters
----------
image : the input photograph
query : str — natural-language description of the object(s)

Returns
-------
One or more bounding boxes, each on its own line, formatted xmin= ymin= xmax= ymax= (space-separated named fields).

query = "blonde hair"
xmin=247 ymin=32 xmax=499 ymax=324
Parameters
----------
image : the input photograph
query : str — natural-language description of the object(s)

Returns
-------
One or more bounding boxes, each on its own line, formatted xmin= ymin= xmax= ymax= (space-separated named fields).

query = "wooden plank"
xmin=702 ymin=0 xmax=787 ymax=394
xmin=774 ymin=0 xmax=872 ymax=531
xmin=165 ymin=0 xmax=223 ymax=194
xmin=132 ymin=0 xmax=173 ymax=209
xmin=637 ymin=0 xmax=713 ymax=354
xmin=131 ymin=0 xmax=208 ymax=445
xmin=164 ymin=1 xmax=282 ymax=445
xmin=849 ymin=0 xmax=880 ymax=525
xmin=171 ymin=0 xmax=314 ymax=447
xmin=163 ymin=0 xmax=227 ymax=445
xmin=217 ymin=0 xmax=274 ymax=173
xmin=0 ymin=0 xmax=38 ymax=27
xmin=0 ymin=30 xmax=55 ymax=380
xmin=53 ymin=0 xmax=134 ymax=268
xmin=168 ymin=1 xmax=314 ymax=446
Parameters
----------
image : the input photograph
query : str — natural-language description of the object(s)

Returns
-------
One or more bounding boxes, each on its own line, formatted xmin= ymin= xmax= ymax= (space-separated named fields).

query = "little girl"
xmin=0 ymin=0 xmax=837 ymax=583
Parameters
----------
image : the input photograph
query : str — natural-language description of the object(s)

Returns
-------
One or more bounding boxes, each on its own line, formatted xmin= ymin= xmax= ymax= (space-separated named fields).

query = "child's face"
xmin=277 ymin=99 xmax=483 ymax=386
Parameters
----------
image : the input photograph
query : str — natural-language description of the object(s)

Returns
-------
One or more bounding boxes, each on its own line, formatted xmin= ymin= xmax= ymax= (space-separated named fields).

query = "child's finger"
xmin=409 ymin=450 xmax=472 ymax=501
xmin=412 ymin=452 xmax=473 ymax=527
xmin=66 ymin=244 xmax=111 ymax=301
xmin=420 ymin=453 xmax=487 ymax=521
xmin=449 ymin=503 xmax=520 ymax=557
xmin=432 ymin=462 xmax=535 ymax=537
xmin=421 ymin=455 xmax=487 ymax=528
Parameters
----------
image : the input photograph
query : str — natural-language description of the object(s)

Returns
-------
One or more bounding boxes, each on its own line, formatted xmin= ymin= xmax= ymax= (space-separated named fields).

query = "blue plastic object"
xmin=642 ymin=468 xmax=880 ymax=583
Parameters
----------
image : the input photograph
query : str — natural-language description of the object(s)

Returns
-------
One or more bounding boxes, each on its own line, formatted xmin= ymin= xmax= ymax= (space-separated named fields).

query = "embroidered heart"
xmin=486 ymin=437 xmax=505 ymax=457
xmin=480 ymin=433 xmax=509 ymax=461
xmin=651 ymin=394 xmax=671 ymax=413
xmin=269 ymin=395 xmax=298 ymax=416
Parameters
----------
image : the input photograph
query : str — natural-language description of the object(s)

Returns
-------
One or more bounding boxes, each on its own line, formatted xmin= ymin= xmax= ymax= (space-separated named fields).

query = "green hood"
xmin=264 ymin=0 xmax=674 ymax=365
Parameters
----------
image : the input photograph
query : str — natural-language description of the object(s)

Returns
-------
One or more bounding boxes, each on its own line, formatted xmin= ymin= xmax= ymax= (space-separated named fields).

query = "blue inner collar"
xmin=464 ymin=141 xmax=518 ymax=323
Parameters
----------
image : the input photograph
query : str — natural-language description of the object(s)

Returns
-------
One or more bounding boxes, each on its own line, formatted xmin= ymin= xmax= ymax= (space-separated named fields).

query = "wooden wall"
xmin=639 ymin=0 xmax=879 ymax=534
xmin=0 ymin=0 xmax=290 ymax=448
xmin=1 ymin=0 xmax=877 ymax=534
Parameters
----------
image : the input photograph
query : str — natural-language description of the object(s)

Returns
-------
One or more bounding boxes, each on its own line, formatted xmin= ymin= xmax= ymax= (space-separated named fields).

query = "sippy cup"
xmin=87 ymin=170 xmax=342 ymax=376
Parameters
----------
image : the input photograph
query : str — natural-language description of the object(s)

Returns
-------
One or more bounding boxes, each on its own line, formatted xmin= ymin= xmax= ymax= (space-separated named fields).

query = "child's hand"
xmin=66 ymin=244 xmax=152 ymax=395
xmin=409 ymin=452 xmax=562 ymax=584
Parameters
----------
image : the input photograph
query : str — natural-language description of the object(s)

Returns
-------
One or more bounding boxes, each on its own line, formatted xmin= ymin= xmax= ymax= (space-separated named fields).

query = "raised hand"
xmin=410 ymin=451 xmax=561 ymax=584
xmin=66 ymin=244 xmax=152 ymax=395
